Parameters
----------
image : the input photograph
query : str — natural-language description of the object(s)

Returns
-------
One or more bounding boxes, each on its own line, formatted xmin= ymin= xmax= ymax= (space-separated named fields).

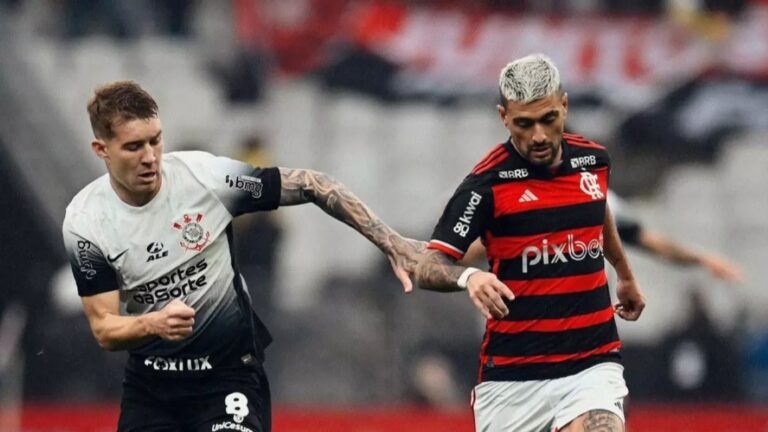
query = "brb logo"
xmin=453 ymin=191 xmax=482 ymax=237
xmin=570 ymin=155 xmax=596 ymax=169
xmin=522 ymin=234 xmax=603 ymax=273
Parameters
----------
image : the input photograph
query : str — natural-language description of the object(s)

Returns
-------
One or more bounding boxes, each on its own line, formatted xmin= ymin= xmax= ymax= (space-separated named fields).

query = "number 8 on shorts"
xmin=225 ymin=392 xmax=250 ymax=423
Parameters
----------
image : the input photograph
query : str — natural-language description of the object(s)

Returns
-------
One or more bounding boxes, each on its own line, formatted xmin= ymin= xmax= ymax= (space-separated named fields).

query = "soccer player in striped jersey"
xmin=415 ymin=54 xmax=645 ymax=432
xmin=63 ymin=81 xmax=423 ymax=432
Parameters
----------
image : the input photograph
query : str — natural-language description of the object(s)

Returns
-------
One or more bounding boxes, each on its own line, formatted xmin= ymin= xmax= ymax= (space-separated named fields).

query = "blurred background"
xmin=1 ymin=0 xmax=768 ymax=430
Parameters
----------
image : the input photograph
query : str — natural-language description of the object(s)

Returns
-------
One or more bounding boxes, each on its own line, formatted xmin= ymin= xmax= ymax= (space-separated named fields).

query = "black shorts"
xmin=117 ymin=365 xmax=270 ymax=432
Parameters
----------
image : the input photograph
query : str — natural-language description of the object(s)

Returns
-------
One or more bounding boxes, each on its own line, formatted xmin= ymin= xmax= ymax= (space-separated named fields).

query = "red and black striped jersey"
xmin=427 ymin=133 xmax=620 ymax=382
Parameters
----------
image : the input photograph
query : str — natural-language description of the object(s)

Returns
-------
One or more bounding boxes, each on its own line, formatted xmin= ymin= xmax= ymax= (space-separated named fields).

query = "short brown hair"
xmin=87 ymin=81 xmax=158 ymax=140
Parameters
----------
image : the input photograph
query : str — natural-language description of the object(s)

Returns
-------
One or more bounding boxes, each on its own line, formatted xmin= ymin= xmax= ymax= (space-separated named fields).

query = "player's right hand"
xmin=154 ymin=299 xmax=196 ymax=341
xmin=466 ymin=272 xmax=515 ymax=320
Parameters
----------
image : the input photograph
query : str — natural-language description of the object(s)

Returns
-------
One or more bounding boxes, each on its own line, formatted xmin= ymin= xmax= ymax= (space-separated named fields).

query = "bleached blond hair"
xmin=498 ymin=54 xmax=561 ymax=105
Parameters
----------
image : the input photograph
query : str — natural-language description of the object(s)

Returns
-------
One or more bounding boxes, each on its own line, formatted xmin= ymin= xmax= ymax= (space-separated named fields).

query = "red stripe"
xmin=471 ymin=145 xmax=505 ymax=174
xmin=474 ymin=151 xmax=509 ymax=175
xmin=489 ymin=305 xmax=615 ymax=334
xmin=478 ymin=325 xmax=493 ymax=383
xmin=564 ymin=133 xmax=605 ymax=149
xmin=427 ymin=241 xmax=464 ymax=260
xmin=487 ymin=340 xmax=622 ymax=366
xmin=502 ymin=271 xmax=607 ymax=297
xmin=485 ymin=225 xmax=603 ymax=261
xmin=492 ymin=167 xmax=608 ymax=217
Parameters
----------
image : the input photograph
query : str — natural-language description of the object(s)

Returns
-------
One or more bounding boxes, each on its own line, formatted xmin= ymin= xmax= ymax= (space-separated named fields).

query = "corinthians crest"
xmin=172 ymin=213 xmax=211 ymax=252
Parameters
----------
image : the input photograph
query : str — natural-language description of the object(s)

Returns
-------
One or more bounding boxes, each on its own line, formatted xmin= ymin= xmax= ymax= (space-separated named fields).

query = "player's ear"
xmin=497 ymin=104 xmax=508 ymax=125
xmin=92 ymin=139 xmax=109 ymax=161
xmin=560 ymin=92 xmax=568 ymax=114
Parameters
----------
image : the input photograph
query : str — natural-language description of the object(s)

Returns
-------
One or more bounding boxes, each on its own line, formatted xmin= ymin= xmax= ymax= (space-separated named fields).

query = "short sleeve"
xmin=62 ymin=219 xmax=118 ymax=297
xmin=177 ymin=152 xmax=281 ymax=217
xmin=428 ymin=175 xmax=493 ymax=260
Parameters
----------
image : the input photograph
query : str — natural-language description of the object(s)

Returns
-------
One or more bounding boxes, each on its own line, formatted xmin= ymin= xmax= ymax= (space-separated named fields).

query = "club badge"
xmin=172 ymin=213 xmax=211 ymax=252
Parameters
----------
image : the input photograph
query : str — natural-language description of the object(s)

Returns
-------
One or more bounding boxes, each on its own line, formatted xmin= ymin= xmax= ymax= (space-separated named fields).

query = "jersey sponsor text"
xmin=133 ymin=259 xmax=208 ymax=303
xmin=570 ymin=155 xmax=597 ymax=169
xmin=452 ymin=191 xmax=482 ymax=237
xmin=499 ymin=168 xmax=529 ymax=179
xmin=143 ymin=355 xmax=212 ymax=371
xmin=522 ymin=233 xmax=604 ymax=273
xmin=225 ymin=174 xmax=263 ymax=199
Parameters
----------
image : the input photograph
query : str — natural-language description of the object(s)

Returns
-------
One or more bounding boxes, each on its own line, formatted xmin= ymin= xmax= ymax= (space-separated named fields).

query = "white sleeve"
xmin=62 ymin=211 xmax=118 ymax=296
xmin=174 ymin=151 xmax=282 ymax=217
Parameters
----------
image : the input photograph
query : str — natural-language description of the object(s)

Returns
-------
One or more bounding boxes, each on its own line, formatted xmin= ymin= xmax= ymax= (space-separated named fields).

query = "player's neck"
xmin=548 ymin=146 xmax=564 ymax=171
xmin=509 ymin=139 xmax=563 ymax=169
xmin=110 ymin=176 xmax=162 ymax=207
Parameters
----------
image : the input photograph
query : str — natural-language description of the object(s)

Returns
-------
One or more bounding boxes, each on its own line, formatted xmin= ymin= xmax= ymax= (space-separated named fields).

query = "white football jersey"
xmin=62 ymin=151 xmax=281 ymax=377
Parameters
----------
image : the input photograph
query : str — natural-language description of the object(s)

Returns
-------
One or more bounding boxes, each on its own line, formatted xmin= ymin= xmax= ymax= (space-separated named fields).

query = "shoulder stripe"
xmin=474 ymin=151 xmax=510 ymax=175
xmin=563 ymin=133 xmax=605 ymax=150
xmin=472 ymin=144 xmax=506 ymax=174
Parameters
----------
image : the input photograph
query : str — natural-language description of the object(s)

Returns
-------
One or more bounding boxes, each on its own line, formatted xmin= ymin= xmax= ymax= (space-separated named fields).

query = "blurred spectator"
xmin=60 ymin=0 xmax=151 ymax=40
xmin=659 ymin=286 xmax=744 ymax=401
xmin=232 ymin=135 xmax=283 ymax=322
xmin=150 ymin=0 xmax=197 ymax=37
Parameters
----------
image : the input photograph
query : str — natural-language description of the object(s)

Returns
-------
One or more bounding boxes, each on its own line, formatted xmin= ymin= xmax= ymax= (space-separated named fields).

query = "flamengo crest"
xmin=579 ymin=172 xmax=604 ymax=200
xmin=172 ymin=213 xmax=211 ymax=252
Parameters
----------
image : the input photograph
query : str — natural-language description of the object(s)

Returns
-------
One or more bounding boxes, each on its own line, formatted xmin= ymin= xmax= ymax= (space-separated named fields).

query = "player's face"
xmin=498 ymin=92 xmax=568 ymax=167
xmin=92 ymin=117 xmax=164 ymax=205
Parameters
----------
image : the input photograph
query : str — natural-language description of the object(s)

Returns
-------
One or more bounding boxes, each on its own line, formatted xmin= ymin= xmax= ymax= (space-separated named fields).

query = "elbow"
xmin=94 ymin=334 xmax=115 ymax=351
xmin=93 ymin=330 xmax=121 ymax=352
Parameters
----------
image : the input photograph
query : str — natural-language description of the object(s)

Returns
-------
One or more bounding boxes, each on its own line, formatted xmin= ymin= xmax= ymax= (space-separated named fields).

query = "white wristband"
xmin=457 ymin=267 xmax=481 ymax=289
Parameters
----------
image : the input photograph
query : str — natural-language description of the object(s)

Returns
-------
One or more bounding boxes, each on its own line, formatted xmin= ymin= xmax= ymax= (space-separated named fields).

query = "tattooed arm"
xmin=279 ymin=168 xmax=424 ymax=291
xmin=415 ymin=249 xmax=514 ymax=319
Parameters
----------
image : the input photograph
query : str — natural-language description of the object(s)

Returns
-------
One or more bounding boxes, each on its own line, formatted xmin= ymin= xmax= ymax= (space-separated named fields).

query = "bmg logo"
xmin=225 ymin=174 xmax=263 ymax=198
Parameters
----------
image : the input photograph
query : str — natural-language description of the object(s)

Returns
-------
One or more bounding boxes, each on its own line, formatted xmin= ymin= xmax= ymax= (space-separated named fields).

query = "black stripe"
xmin=497 ymin=254 xmax=605 ymax=281
xmin=481 ymin=354 xmax=621 ymax=382
xmin=486 ymin=319 xmax=619 ymax=357
xmin=226 ymin=224 xmax=272 ymax=363
xmin=502 ymin=284 xmax=611 ymax=320
xmin=489 ymin=201 xmax=605 ymax=237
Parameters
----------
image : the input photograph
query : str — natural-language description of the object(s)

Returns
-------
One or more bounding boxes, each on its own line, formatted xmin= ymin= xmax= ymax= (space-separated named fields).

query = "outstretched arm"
xmin=638 ymin=230 xmax=744 ymax=282
xmin=416 ymin=249 xmax=514 ymax=319
xmin=278 ymin=167 xmax=424 ymax=291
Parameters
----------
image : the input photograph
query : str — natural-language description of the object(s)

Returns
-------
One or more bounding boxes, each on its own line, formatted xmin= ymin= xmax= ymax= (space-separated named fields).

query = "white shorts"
xmin=472 ymin=362 xmax=628 ymax=432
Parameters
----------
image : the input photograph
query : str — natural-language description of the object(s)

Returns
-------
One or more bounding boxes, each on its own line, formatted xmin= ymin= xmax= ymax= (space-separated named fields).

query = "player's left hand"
xmin=614 ymin=278 xmax=646 ymax=321
xmin=700 ymin=254 xmax=745 ymax=283
xmin=388 ymin=237 xmax=427 ymax=293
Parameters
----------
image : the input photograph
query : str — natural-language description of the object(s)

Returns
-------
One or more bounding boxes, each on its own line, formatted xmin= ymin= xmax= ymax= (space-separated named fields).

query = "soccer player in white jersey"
xmin=62 ymin=81 xmax=423 ymax=432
